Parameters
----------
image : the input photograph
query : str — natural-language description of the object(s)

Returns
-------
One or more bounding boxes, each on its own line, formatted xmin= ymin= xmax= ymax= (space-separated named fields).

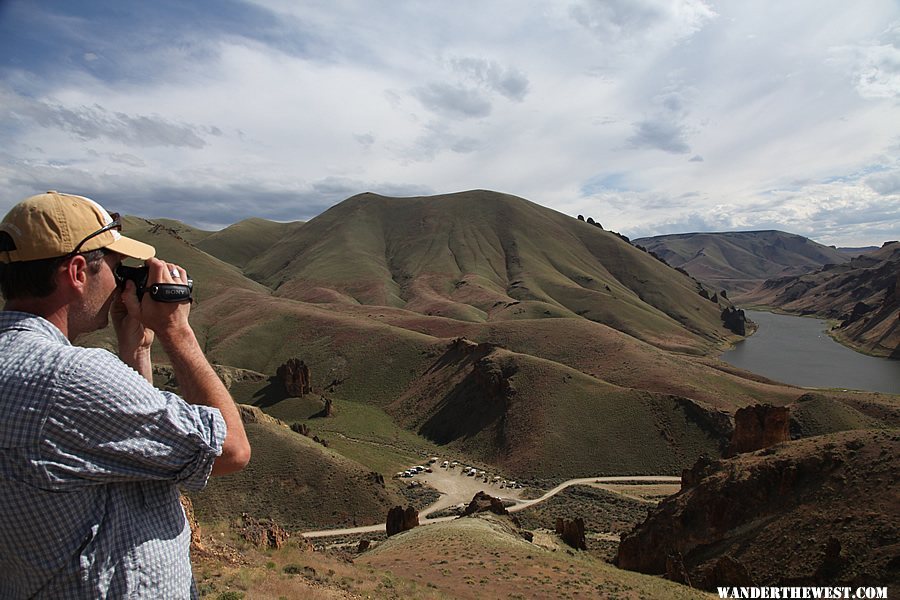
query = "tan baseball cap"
xmin=0 ymin=191 xmax=156 ymax=263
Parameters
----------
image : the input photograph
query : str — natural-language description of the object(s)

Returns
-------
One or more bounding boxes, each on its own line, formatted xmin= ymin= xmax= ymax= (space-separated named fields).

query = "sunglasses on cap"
xmin=66 ymin=213 xmax=122 ymax=258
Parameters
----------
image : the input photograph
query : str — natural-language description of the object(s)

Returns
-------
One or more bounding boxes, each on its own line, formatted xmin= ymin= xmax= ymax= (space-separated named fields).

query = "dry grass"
xmin=192 ymin=522 xmax=445 ymax=599
xmin=189 ymin=419 xmax=407 ymax=532
xmin=358 ymin=514 xmax=708 ymax=599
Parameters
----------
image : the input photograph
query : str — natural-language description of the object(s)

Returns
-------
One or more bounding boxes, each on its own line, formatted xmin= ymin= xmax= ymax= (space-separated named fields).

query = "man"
xmin=0 ymin=191 xmax=250 ymax=598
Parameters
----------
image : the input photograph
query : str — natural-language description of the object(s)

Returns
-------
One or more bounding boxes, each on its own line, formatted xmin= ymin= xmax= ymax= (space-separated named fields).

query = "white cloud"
xmin=412 ymin=83 xmax=493 ymax=119
xmin=832 ymin=21 xmax=900 ymax=100
xmin=569 ymin=0 xmax=716 ymax=54
xmin=866 ymin=169 xmax=900 ymax=195
xmin=0 ymin=0 xmax=897 ymax=247
xmin=451 ymin=57 xmax=530 ymax=102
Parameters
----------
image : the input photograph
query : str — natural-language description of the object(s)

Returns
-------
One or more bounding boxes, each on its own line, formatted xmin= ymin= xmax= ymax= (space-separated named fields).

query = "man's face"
xmin=74 ymin=251 xmax=122 ymax=336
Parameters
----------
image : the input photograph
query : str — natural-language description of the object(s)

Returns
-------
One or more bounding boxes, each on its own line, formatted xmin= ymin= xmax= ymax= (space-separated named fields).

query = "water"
xmin=721 ymin=310 xmax=900 ymax=394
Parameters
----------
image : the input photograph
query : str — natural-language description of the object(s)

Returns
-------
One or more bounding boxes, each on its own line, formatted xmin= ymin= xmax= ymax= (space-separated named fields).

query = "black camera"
xmin=114 ymin=265 xmax=193 ymax=303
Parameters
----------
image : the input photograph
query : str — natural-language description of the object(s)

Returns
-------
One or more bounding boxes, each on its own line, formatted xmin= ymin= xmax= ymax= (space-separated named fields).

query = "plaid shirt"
xmin=0 ymin=312 xmax=225 ymax=599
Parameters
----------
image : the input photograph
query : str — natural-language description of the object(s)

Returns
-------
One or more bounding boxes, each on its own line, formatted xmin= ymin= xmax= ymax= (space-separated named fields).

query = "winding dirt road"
xmin=302 ymin=474 xmax=680 ymax=539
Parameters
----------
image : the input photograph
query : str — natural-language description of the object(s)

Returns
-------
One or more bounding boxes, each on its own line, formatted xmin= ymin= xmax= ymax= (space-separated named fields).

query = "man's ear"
xmin=61 ymin=255 xmax=89 ymax=295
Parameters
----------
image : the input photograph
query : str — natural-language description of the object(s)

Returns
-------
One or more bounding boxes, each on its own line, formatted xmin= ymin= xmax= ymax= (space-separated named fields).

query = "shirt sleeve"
xmin=36 ymin=348 xmax=226 ymax=493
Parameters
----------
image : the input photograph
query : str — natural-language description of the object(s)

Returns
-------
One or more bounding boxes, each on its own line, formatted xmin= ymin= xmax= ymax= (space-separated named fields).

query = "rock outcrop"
xmin=724 ymin=404 xmax=790 ymax=457
xmin=239 ymin=404 xmax=289 ymax=427
xmin=461 ymin=491 xmax=509 ymax=517
xmin=290 ymin=422 xmax=310 ymax=436
xmin=555 ymin=517 xmax=587 ymax=551
xmin=617 ymin=430 xmax=899 ymax=590
xmin=386 ymin=506 xmax=419 ymax=537
xmin=681 ymin=454 xmax=715 ymax=487
xmin=153 ymin=364 xmax=266 ymax=391
xmin=239 ymin=513 xmax=289 ymax=549
xmin=311 ymin=396 xmax=333 ymax=418
xmin=446 ymin=338 xmax=518 ymax=401
xmin=277 ymin=358 xmax=311 ymax=396
xmin=721 ymin=306 xmax=747 ymax=335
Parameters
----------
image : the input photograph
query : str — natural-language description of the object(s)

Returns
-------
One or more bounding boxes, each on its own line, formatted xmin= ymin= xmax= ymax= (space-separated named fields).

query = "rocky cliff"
xmin=617 ymin=429 xmax=899 ymax=590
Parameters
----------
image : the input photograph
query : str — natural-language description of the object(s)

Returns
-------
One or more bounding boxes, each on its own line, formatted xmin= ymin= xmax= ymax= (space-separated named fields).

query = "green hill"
xmin=245 ymin=190 xmax=733 ymax=354
xmin=388 ymin=338 xmax=728 ymax=477
xmin=197 ymin=217 xmax=302 ymax=269
xmin=95 ymin=200 xmax=894 ymax=482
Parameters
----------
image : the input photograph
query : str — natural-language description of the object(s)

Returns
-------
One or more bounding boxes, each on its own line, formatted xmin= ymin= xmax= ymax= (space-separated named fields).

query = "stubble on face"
xmin=71 ymin=253 xmax=121 ymax=338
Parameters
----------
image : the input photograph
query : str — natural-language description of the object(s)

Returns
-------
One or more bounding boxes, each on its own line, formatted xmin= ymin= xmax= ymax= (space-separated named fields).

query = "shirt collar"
xmin=0 ymin=311 xmax=71 ymax=346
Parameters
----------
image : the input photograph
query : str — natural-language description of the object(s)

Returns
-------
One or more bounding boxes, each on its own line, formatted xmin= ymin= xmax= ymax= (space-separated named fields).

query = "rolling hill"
xmin=634 ymin=230 xmax=849 ymax=295
xmin=244 ymin=190 xmax=733 ymax=354
xmin=85 ymin=195 xmax=894 ymax=480
xmin=359 ymin=513 xmax=710 ymax=599
xmin=196 ymin=217 xmax=303 ymax=269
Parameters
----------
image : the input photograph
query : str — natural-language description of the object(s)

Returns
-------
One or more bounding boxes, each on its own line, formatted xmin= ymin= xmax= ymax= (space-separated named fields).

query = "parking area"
xmin=394 ymin=459 xmax=526 ymax=519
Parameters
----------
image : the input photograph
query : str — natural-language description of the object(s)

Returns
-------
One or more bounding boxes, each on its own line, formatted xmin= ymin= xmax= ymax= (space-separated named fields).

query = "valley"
xmin=67 ymin=190 xmax=897 ymax=597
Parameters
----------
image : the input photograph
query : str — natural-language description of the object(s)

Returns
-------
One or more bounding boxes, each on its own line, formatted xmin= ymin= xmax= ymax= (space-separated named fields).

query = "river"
xmin=721 ymin=310 xmax=899 ymax=394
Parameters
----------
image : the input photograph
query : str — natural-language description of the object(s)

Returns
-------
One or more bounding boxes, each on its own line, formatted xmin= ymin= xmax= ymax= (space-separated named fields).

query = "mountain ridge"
xmin=634 ymin=230 xmax=850 ymax=295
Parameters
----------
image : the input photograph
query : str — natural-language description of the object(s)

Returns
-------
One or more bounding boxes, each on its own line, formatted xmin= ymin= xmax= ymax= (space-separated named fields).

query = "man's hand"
xmin=113 ymin=257 xmax=191 ymax=382
xmin=133 ymin=258 xmax=193 ymax=344
xmin=113 ymin=280 xmax=155 ymax=382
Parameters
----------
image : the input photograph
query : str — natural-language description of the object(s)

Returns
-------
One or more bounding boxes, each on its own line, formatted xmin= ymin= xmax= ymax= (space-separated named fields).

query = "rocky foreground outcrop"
xmin=555 ymin=517 xmax=587 ymax=551
xmin=239 ymin=513 xmax=290 ymax=549
xmin=461 ymin=491 xmax=510 ymax=517
xmin=617 ymin=429 xmax=899 ymax=590
xmin=724 ymin=404 xmax=790 ymax=457
xmin=386 ymin=506 xmax=419 ymax=537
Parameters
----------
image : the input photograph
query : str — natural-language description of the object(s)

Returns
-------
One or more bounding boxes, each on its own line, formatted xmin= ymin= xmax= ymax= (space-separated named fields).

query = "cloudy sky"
xmin=1 ymin=0 xmax=898 ymax=246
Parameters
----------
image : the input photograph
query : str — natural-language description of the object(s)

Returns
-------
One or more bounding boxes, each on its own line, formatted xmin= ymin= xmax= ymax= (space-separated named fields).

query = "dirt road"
xmin=302 ymin=472 xmax=680 ymax=539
